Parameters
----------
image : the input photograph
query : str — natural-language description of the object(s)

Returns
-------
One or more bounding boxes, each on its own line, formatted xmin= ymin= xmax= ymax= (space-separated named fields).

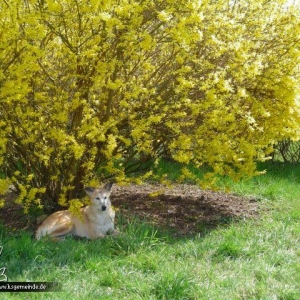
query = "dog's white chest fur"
xmin=87 ymin=210 xmax=115 ymax=236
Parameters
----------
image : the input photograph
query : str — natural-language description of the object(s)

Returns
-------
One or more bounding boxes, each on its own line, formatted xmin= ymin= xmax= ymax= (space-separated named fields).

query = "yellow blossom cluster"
xmin=0 ymin=0 xmax=299 ymax=212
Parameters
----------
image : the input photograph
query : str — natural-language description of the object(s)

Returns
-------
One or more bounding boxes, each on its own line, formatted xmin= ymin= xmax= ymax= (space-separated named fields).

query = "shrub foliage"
xmin=0 ymin=0 xmax=299 ymax=212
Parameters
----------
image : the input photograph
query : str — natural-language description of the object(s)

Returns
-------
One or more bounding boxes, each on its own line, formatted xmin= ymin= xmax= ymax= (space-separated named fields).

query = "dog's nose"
xmin=101 ymin=205 xmax=107 ymax=211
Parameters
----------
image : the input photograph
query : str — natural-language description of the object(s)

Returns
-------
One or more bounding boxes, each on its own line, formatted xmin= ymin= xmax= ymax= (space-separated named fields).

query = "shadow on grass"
xmin=0 ymin=201 xmax=258 ymax=286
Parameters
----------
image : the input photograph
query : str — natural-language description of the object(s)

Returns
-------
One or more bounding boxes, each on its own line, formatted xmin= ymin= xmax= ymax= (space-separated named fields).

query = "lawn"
xmin=1 ymin=162 xmax=300 ymax=299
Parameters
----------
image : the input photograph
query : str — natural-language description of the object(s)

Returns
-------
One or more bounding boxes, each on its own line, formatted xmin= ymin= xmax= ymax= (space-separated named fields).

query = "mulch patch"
xmin=112 ymin=184 xmax=259 ymax=235
xmin=0 ymin=184 xmax=260 ymax=236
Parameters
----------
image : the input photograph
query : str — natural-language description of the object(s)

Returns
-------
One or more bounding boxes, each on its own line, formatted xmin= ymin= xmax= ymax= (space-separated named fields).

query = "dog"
xmin=35 ymin=183 xmax=118 ymax=240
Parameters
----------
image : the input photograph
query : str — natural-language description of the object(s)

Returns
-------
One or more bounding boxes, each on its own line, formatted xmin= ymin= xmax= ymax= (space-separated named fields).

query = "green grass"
xmin=1 ymin=162 xmax=300 ymax=299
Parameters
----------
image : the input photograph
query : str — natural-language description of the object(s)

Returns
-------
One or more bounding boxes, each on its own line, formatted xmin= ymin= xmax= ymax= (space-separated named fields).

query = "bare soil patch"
xmin=113 ymin=184 xmax=259 ymax=236
xmin=0 ymin=184 xmax=260 ymax=236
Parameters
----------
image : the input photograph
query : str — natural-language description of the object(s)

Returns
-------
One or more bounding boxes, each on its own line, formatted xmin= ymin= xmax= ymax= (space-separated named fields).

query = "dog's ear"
xmin=85 ymin=187 xmax=94 ymax=197
xmin=103 ymin=182 xmax=113 ymax=192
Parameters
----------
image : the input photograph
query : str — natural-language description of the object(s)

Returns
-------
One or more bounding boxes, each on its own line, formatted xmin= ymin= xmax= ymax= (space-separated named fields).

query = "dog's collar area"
xmin=87 ymin=209 xmax=114 ymax=227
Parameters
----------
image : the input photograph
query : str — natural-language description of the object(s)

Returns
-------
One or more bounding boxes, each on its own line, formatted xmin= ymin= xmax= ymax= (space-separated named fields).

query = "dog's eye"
xmin=104 ymin=196 xmax=107 ymax=200
xmin=95 ymin=197 xmax=100 ymax=201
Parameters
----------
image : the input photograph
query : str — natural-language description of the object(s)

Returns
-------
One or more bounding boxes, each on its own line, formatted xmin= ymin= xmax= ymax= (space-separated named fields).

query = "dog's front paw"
xmin=111 ymin=229 xmax=121 ymax=236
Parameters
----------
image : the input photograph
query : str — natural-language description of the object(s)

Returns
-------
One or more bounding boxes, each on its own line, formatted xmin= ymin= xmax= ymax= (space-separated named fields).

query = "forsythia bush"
xmin=0 ymin=0 xmax=299 ymax=212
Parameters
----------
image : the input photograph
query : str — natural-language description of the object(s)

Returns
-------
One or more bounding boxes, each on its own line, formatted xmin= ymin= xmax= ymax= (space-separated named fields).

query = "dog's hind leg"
xmin=36 ymin=223 xmax=74 ymax=241
xmin=35 ymin=211 xmax=75 ymax=240
xmin=48 ymin=224 xmax=75 ymax=241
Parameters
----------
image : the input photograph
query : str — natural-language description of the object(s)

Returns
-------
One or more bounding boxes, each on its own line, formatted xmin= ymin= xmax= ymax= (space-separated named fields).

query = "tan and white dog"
xmin=35 ymin=183 xmax=118 ymax=240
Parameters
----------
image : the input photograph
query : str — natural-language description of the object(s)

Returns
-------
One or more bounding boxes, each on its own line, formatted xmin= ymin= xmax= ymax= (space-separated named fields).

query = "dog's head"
xmin=85 ymin=183 xmax=113 ymax=212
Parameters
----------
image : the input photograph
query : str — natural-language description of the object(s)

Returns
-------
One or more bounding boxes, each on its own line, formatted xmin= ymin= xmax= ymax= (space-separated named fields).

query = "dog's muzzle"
xmin=101 ymin=205 xmax=107 ymax=211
